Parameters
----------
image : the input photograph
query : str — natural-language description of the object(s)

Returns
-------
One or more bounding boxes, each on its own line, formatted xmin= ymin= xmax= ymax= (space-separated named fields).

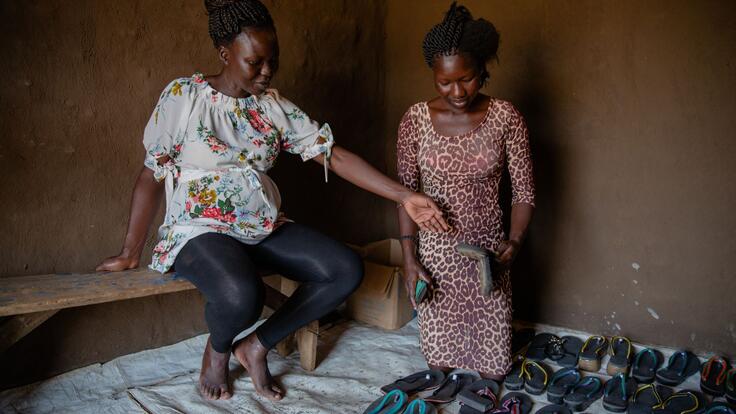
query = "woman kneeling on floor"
xmin=97 ymin=0 xmax=449 ymax=402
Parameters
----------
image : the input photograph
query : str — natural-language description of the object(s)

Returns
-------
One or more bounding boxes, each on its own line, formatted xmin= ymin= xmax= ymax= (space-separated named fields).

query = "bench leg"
xmin=0 ymin=310 xmax=58 ymax=353
xmin=296 ymin=320 xmax=319 ymax=371
xmin=275 ymin=277 xmax=319 ymax=371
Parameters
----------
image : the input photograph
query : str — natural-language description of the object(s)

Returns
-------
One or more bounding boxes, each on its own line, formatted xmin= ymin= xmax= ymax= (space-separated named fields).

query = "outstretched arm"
xmin=96 ymin=166 xmax=165 ymax=271
xmin=312 ymin=146 xmax=449 ymax=232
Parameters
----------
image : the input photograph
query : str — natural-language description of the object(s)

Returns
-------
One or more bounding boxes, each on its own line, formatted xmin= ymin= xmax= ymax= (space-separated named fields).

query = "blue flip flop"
xmin=563 ymin=376 xmax=603 ymax=412
xmin=364 ymin=389 xmax=409 ymax=414
xmin=631 ymin=348 xmax=664 ymax=384
xmin=547 ymin=368 xmax=582 ymax=404
xmin=403 ymin=399 xmax=438 ymax=414
xmin=655 ymin=351 xmax=700 ymax=386
xmin=603 ymin=373 xmax=637 ymax=413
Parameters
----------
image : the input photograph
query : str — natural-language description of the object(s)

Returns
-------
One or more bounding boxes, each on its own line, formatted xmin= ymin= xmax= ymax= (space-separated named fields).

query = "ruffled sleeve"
xmin=142 ymin=78 xmax=195 ymax=181
xmin=259 ymin=90 xmax=334 ymax=181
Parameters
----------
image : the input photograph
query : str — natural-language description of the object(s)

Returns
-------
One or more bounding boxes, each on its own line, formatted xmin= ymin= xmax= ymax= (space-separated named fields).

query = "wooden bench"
xmin=0 ymin=268 xmax=319 ymax=370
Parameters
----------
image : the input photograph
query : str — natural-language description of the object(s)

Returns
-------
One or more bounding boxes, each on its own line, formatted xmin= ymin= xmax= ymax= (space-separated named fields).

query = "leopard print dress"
xmin=397 ymin=99 xmax=535 ymax=375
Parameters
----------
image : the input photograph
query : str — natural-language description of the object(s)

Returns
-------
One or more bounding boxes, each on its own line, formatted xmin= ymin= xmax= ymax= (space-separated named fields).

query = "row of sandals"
xmin=362 ymin=332 xmax=735 ymax=414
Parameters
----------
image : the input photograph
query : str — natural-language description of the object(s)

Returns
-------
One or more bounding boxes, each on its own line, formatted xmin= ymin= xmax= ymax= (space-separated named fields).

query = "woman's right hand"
xmin=402 ymin=259 xmax=432 ymax=309
xmin=96 ymin=254 xmax=140 ymax=272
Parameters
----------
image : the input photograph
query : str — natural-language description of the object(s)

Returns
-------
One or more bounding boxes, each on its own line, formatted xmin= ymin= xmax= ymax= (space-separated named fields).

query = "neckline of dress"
xmin=192 ymin=72 xmax=259 ymax=107
xmin=423 ymin=98 xmax=495 ymax=138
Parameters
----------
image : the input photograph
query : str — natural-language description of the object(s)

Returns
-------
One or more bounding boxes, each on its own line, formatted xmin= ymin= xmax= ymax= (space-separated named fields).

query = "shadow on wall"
xmin=509 ymin=37 xmax=569 ymax=323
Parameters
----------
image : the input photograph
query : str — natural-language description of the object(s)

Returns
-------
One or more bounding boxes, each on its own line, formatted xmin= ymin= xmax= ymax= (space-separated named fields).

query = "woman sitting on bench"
xmin=97 ymin=0 xmax=448 ymax=402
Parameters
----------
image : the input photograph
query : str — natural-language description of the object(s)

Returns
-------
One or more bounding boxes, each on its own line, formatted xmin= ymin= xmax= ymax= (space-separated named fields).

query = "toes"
xmin=256 ymin=386 xmax=282 ymax=401
xmin=219 ymin=385 xmax=232 ymax=400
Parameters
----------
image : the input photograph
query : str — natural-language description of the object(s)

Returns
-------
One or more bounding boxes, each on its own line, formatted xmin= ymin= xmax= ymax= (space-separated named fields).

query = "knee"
xmin=217 ymin=281 xmax=264 ymax=321
xmin=334 ymin=249 xmax=364 ymax=296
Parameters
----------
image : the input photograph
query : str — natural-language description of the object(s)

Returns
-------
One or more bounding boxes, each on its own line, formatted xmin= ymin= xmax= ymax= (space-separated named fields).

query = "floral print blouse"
xmin=143 ymin=73 xmax=334 ymax=272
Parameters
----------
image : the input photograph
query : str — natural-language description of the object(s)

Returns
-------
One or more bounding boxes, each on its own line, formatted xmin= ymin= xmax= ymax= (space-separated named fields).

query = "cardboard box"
xmin=346 ymin=239 xmax=414 ymax=330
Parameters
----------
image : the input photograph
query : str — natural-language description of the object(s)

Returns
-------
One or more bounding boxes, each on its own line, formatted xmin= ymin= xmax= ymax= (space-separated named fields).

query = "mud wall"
xmin=0 ymin=0 xmax=387 ymax=388
xmin=384 ymin=0 xmax=736 ymax=355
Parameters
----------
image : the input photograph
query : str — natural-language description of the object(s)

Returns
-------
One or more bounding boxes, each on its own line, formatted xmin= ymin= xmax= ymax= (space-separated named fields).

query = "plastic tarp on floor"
xmin=0 ymin=318 xmax=704 ymax=413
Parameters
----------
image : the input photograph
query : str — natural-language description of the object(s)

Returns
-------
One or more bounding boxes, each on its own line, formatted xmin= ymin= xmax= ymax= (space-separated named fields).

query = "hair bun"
xmin=204 ymin=0 xmax=241 ymax=14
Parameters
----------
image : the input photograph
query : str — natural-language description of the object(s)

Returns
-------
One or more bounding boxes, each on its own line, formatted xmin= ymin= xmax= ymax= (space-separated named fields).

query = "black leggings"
xmin=174 ymin=223 xmax=364 ymax=353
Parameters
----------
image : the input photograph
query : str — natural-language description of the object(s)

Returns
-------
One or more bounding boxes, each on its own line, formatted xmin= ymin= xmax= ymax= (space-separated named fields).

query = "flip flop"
xmin=527 ymin=333 xmax=558 ymax=361
xmin=701 ymin=402 xmax=736 ymax=414
xmin=563 ymin=376 xmax=603 ymax=412
xmin=457 ymin=379 xmax=499 ymax=414
xmin=727 ymin=368 xmax=736 ymax=404
xmin=545 ymin=336 xmax=584 ymax=368
xmin=603 ymin=373 xmax=638 ymax=413
xmin=424 ymin=372 xmax=478 ymax=404
xmin=607 ymin=336 xmax=634 ymax=376
xmin=700 ymin=356 xmax=730 ymax=397
xmin=547 ymin=368 xmax=582 ymax=404
xmin=403 ymin=399 xmax=438 ymax=414
xmin=523 ymin=360 xmax=551 ymax=395
xmin=650 ymin=391 xmax=701 ymax=414
xmin=381 ymin=370 xmax=446 ymax=395
xmin=579 ymin=336 xmax=608 ymax=372
xmin=505 ymin=359 xmax=526 ymax=391
xmin=655 ymin=351 xmax=701 ymax=386
xmin=499 ymin=392 xmax=533 ymax=414
xmin=537 ymin=404 xmax=573 ymax=414
xmin=512 ymin=328 xmax=536 ymax=358
xmin=364 ymin=389 xmax=409 ymax=414
xmin=632 ymin=348 xmax=664 ymax=384
xmin=455 ymin=243 xmax=495 ymax=296
xmin=628 ymin=383 xmax=674 ymax=414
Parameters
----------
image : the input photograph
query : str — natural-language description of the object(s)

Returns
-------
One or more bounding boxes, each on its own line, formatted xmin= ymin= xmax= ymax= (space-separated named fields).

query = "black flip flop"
xmin=603 ymin=373 xmax=638 ymax=413
xmin=512 ymin=328 xmax=536 ymax=357
xmin=655 ymin=351 xmax=701 ymax=386
xmin=563 ymin=376 xmax=603 ymax=412
xmin=380 ymin=369 xmax=446 ymax=395
xmin=457 ymin=379 xmax=500 ymax=414
xmin=631 ymin=348 xmax=664 ymax=384
xmin=523 ymin=360 xmax=551 ymax=395
xmin=505 ymin=359 xmax=526 ymax=391
xmin=537 ymin=404 xmax=573 ymax=414
xmin=424 ymin=372 xmax=478 ymax=404
xmin=500 ymin=392 xmax=533 ymax=414
xmin=728 ymin=368 xmax=736 ymax=405
xmin=701 ymin=401 xmax=736 ymax=414
xmin=700 ymin=356 xmax=730 ymax=397
xmin=545 ymin=336 xmax=584 ymax=368
xmin=527 ymin=333 xmax=558 ymax=361
xmin=607 ymin=336 xmax=634 ymax=376
xmin=579 ymin=336 xmax=608 ymax=372
xmin=627 ymin=383 xmax=674 ymax=414
xmin=651 ymin=391 xmax=702 ymax=414
xmin=547 ymin=368 xmax=582 ymax=404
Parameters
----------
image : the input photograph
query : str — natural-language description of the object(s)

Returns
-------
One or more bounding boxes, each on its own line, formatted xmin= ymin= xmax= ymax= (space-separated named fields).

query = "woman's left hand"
xmin=401 ymin=192 xmax=450 ymax=233
xmin=495 ymin=239 xmax=521 ymax=268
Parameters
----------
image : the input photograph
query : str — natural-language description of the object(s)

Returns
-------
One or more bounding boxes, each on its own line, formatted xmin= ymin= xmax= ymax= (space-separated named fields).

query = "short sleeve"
xmin=505 ymin=105 xmax=535 ymax=206
xmin=259 ymin=90 xmax=334 ymax=162
xmin=397 ymin=106 xmax=421 ymax=192
xmin=142 ymin=78 xmax=194 ymax=181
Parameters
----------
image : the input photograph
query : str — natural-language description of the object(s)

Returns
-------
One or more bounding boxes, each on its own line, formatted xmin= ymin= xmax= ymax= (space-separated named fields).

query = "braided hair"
xmin=422 ymin=2 xmax=499 ymax=83
xmin=205 ymin=0 xmax=274 ymax=47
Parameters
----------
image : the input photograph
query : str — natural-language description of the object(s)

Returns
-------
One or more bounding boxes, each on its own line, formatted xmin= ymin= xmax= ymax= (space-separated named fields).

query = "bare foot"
xmin=199 ymin=337 xmax=232 ymax=400
xmin=232 ymin=333 xmax=284 ymax=401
